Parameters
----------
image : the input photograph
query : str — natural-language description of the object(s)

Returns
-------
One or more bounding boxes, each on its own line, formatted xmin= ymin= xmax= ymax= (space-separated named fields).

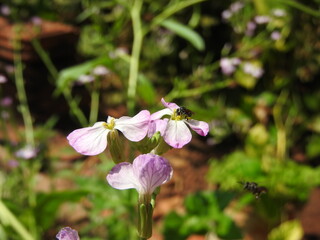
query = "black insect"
xmin=176 ymin=107 xmax=194 ymax=118
xmin=239 ymin=181 xmax=268 ymax=199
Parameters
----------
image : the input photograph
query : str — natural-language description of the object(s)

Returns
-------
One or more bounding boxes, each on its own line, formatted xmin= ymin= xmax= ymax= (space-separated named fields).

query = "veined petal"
xmin=185 ymin=119 xmax=209 ymax=136
xmin=106 ymin=154 xmax=173 ymax=195
xmin=56 ymin=227 xmax=80 ymax=240
xmin=115 ymin=110 xmax=150 ymax=141
xmin=107 ymin=162 xmax=139 ymax=190
xmin=161 ymin=98 xmax=179 ymax=110
xmin=67 ymin=122 xmax=109 ymax=156
xmin=151 ymin=108 xmax=172 ymax=120
xmin=133 ymin=154 xmax=173 ymax=195
xmin=164 ymin=120 xmax=192 ymax=148
xmin=133 ymin=154 xmax=173 ymax=194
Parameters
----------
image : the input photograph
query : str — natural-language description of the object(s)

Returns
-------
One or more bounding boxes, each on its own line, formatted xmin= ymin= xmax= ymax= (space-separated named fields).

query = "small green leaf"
xmin=160 ymin=19 xmax=205 ymax=51
xmin=137 ymin=74 xmax=156 ymax=105
xmin=56 ymin=56 xmax=113 ymax=93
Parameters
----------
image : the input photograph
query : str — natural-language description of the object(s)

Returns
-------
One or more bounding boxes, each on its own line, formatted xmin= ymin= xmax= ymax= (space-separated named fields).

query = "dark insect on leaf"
xmin=239 ymin=181 xmax=268 ymax=199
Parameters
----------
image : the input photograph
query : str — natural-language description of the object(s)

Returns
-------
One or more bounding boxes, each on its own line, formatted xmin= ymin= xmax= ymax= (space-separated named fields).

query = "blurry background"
xmin=0 ymin=0 xmax=320 ymax=239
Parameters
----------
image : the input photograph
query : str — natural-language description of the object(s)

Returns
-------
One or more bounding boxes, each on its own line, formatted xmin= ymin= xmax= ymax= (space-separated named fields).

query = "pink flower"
xmin=56 ymin=227 xmax=80 ymax=240
xmin=151 ymin=99 xmax=209 ymax=148
xmin=107 ymin=154 xmax=173 ymax=195
xmin=67 ymin=110 xmax=150 ymax=156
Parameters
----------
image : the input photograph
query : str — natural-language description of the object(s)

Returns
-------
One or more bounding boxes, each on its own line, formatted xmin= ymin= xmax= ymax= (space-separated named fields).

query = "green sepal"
xmin=107 ymin=130 xmax=125 ymax=163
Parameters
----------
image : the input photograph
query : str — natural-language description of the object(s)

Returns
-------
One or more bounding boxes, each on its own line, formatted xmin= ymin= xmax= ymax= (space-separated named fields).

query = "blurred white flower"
xmin=272 ymin=9 xmax=286 ymax=17
xmin=220 ymin=57 xmax=241 ymax=75
xmin=229 ymin=1 xmax=244 ymax=13
xmin=76 ymin=74 xmax=95 ymax=85
xmin=92 ymin=65 xmax=110 ymax=76
xmin=254 ymin=15 xmax=271 ymax=24
xmin=0 ymin=74 xmax=7 ymax=84
xmin=222 ymin=10 xmax=232 ymax=20
xmin=15 ymin=145 xmax=38 ymax=159
xmin=0 ymin=5 xmax=10 ymax=16
xmin=222 ymin=1 xmax=244 ymax=20
xmin=243 ymin=62 xmax=264 ymax=78
xmin=271 ymin=31 xmax=281 ymax=40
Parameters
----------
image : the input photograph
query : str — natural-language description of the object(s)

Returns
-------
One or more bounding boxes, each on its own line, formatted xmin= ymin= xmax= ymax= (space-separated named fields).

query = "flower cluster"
xmin=62 ymin=98 xmax=209 ymax=239
xmin=67 ymin=98 xmax=209 ymax=155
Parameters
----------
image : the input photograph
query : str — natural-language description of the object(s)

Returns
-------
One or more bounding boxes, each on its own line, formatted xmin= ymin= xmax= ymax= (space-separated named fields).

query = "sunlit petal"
xmin=67 ymin=122 xmax=109 ymax=155
xmin=185 ymin=119 xmax=209 ymax=136
xmin=161 ymin=98 xmax=179 ymax=110
xmin=116 ymin=110 xmax=150 ymax=141
xmin=106 ymin=162 xmax=139 ymax=190
xmin=164 ymin=120 xmax=192 ymax=148
xmin=151 ymin=108 xmax=172 ymax=120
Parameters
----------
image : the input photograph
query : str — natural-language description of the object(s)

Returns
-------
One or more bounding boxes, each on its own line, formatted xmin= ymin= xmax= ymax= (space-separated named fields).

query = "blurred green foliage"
xmin=1 ymin=0 xmax=320 ymax=239
xmin=162 ymin=191 xmax=242 ymax=240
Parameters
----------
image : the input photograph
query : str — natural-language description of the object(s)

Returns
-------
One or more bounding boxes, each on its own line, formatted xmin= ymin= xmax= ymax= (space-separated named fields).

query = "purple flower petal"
xmin=56 ymin=227 xmax=80 ymax=240
xmin=115 ymin=110 xmax=150 ymax=141
xmin=67 ymin=122 xmax=109 ymax=156
xmin=185 ymin=119 xmax=209 ymax=136
xmin=107 ymin=162 xmax=139 ymax=190
xmin=107 ymin=154 xmax=173 ymax=195
xmin=164 ymin=120 xmax=192 ymax=148
xmin=133 ymin=154 xmax=172 ymax=194
xmin=161 ymin=98 xmax=179 ymax=110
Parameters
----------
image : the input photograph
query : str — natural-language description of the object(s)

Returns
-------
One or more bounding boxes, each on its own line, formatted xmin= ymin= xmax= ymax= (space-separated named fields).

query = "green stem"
xmin=89 ymin=78 xmax=101 ymax=124
xmin=13 ymin=26 xmax=35 ymax=147
xmin=31 ymin=40 xmax=59 ymax=79
xmin=273 ymin=90 xmax=289 ymax=161
xmin=165 ymin=79 xmax=233 ymax=102
xmin=31 ymin=38 xmax=88 ymax=126
xmin=127 ymin=0 xmax=144 ymax=115
xmin=0 ymin=200 xmax=35 ymax=240
xmin=150 ymin=0 xmax=207 ymax=29
xmin=63 ymin=90 xmax=88 ymax=126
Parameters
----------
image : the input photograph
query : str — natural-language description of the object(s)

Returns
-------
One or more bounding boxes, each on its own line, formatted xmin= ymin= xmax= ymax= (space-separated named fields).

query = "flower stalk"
xmin=127 ymin=0 xmax=144 ymax=114
xmin=13 ymin=26 xmax=35 ymax=147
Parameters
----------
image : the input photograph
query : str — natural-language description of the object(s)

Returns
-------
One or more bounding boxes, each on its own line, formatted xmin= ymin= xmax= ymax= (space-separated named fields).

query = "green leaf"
xmin=160 ymin=19 xmax=205 ymax=51
xmin=56 ymin=56 xmax=113 ymax=93
xmin=306 ymin=134 xmax=320 ymax=158
xmin=137 ymin=74 xmax=156 ymax=105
